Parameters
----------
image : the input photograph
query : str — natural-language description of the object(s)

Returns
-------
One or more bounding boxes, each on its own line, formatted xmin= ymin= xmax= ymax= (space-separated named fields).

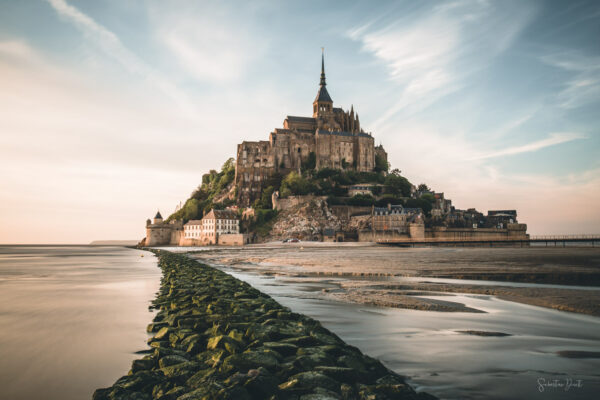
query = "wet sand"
xmin=188 ymin=244 xmax=600 ymax=316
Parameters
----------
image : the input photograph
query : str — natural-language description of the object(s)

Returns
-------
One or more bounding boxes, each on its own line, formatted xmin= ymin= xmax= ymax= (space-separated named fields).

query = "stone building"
xmin=145 ymin=211 xmax=183 ymax=246
xmin=144 ymin=209 xmax=245 ymax=246
xmin=181 ymin=209 xmax=243 ymax=246
xmin=358 ymin=204 xmax=425 ymax=241
xmin=183 ymin=220 xmax=203 ymax=240
xmin=235 ymin=53 xmax=388 ymax=205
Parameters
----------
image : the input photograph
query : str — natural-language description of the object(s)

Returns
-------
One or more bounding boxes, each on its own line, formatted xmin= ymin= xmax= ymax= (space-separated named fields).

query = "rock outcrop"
xmin=269 ymin=197 xmax=342 ymax=241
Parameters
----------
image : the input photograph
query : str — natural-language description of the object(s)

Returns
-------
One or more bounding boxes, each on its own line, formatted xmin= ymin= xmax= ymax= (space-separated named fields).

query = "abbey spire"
xmin=313 ymin=49 xmax=333 ymax=117
xmin=320 ymin=50 xmax=327 ymax=86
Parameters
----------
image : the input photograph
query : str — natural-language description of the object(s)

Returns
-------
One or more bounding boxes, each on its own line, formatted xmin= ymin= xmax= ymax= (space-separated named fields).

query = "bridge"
xmin=377 ymin=234 xmax=600 ymax=247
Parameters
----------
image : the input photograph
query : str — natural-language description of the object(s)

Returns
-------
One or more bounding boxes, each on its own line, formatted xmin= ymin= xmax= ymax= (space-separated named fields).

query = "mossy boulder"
xmin=158 ymin=355 xmax=188 ymax=368
xmin=222 ymin=350 xmax=279 ymax=372
xmin=279 ymin=371 xmax=340 ymax=394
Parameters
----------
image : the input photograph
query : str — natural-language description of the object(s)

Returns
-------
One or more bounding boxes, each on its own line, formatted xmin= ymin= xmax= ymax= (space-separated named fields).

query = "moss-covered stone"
xmin=279 ymin=371 xmax=340 ymax=394
xmin=93 ymin=250 xmax=435 ymax=400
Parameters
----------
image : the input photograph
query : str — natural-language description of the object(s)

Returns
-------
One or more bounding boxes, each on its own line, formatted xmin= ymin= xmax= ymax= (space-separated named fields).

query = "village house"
xmin=183 ymin=209 xmax=241 ymax=245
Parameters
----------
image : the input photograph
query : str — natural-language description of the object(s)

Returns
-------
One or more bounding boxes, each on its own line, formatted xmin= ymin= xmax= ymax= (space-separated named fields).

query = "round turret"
xmin=153 ymin=211 xmax=163 ymax=225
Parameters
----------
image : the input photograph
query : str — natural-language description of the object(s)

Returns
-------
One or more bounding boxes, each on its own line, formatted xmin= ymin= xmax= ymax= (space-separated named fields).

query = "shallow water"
xmin=0 ymin=245 xmax=160 ymax=400
xmin=221 ymin=266 xmax=600 ymax=400
xmin=398 ymin=276 xmax=600 ymax=291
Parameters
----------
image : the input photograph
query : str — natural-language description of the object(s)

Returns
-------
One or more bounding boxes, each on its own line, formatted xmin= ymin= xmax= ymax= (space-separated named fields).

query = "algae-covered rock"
xmin=281 ymin=335 xmax=320 ymax=347
xmin=243 ymin=368 xmax=279 ymax=398
xmin=279 ymin=371 xmax=340 ymax=394
xmin=300 ymin=390 xmax=342 ymax=400
xmin=315 ymin=366 xmax=359 ymax=383
xmin=263 ymin=341 xmax=299 ymax=357
xmin=147 ymin=322 xmax=168 ymax=333
xmin=222 ymin=350 xmax=279 ymax=372
xmin=160 ymin=361 xmax=199 ymax=380
xmin=159 ymin=355 xmax=189 ymax=368
xmin=131 ymin=358 xmax=155 ymax=373
xmin=186 ymin=368 xmax=217 ymax=389
xmin=155 ymin=386 xmax=186 ymax=400
xmin=114 ymin=370 xmax=163 ymax=392
xmin=106 ymin=387 xmax=151 ymax=400
xmin=206 ymin=334 xmax=242 ymax=354
xmin=153 ymin=327 xmax=171 ymax=340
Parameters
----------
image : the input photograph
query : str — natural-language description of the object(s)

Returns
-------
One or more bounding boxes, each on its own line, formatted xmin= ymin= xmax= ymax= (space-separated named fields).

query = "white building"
xmin=183 ymin=209 xmax=240 ymax=244
xmin=183 ymin=219 xmax=203 ymax=239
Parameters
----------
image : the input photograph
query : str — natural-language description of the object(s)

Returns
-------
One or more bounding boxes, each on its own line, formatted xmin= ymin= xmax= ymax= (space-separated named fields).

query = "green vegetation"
xmin=374 ymin=153 xmax=389 ymax=173
xmin=248 ymin=209 xmax=278 ymax=237
xmin=165 ymin=153 xmax=435 ymax=229
xmin=167 ymin=158 xmax=236 ymax=222
xmin=279 ymin=171 xmax=316 ymax=197
xmin=301 ymin=151 xmax=316 ymax=172
xmin=383 ymin=169 xmax=412 ymax=197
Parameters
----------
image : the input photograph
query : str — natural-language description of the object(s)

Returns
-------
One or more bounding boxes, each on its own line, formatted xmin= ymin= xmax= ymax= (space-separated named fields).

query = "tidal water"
xmin=0 ymin=245 xmax=160 ymax=400
xmin=220 ymin=266 xmax=600 ymax=400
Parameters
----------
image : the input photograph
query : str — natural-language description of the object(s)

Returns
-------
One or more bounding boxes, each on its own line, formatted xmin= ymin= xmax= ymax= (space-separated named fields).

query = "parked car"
xmin=289 ymin=238 xmax=300 ymax=243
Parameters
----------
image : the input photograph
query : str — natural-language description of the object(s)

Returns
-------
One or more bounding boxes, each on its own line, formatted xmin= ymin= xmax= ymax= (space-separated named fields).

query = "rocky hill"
xmin=269 ymin=197 xmax=341 ymax=241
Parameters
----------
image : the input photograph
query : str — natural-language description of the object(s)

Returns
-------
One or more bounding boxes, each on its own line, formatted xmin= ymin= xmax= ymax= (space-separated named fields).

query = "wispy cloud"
xmin=45 ymin=0 xmax=194 ymax=114
xmin=471 ymin=132 xmax=587 ymax=160
xmin=158 ymin=12 xmax=263 ymax=83
xmin=349 ymin=1 xmax=536 ymax=130
xmin=541 ymin=51 xmax=600 ymax=109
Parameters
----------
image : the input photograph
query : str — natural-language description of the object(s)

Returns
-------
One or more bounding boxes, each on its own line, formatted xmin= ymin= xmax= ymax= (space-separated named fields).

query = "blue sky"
xmin=0 ymin=0 xmax=598 ymax=242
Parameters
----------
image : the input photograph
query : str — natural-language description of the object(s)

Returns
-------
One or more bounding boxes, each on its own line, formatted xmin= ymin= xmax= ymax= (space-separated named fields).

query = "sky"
xmin=0 ymin=0 xmax=599 ymax=243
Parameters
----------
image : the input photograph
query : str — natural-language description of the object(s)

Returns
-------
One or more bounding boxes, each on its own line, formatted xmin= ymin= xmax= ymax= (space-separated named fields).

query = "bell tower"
xmin=313 ymin=49 xmax=333 ymax=118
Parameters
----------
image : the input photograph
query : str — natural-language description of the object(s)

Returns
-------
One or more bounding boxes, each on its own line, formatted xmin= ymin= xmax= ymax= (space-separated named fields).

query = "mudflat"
xmin=189 ymin=244 xmax=600 ymax=316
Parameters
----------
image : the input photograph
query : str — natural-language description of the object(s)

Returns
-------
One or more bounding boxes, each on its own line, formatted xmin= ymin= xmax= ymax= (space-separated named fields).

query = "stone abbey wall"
xmin=233 ymin=57 xmax=385 ymax=206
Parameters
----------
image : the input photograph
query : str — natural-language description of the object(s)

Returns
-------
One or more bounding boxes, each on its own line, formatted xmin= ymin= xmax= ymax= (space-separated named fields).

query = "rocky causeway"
xmin=94 ymin=250 xmax=435 ymax=400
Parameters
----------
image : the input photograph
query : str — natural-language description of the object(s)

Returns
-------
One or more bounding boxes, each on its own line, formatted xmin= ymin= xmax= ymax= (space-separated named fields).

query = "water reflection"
xmin=0 ymin=246 xmax=160 ymax=400
xmin=224 ymin=267 xmax=600 ymax=400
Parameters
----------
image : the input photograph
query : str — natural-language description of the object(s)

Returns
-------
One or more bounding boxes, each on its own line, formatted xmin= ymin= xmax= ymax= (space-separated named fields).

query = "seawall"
xmin=93 ymin=250 xmax=435 ymax=400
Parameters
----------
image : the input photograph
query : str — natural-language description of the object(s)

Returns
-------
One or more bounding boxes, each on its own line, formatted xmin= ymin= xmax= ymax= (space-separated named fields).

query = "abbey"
xmin=235 ymin=54 xmax=387 ymax=206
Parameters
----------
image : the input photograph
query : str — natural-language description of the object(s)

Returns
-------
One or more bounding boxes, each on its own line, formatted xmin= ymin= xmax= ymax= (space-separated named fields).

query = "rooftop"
xmin=204 ymin=209 xmax=238 ymax=220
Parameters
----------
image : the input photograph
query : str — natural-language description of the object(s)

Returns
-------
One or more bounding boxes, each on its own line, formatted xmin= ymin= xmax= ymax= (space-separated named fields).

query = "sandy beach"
xmin=188 ymin=244 xmax=600 ymax=316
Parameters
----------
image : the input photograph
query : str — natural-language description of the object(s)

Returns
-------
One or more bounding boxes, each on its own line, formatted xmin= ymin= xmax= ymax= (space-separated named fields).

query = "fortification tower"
xmin=153 ymin=211 xmax=163 ymax=225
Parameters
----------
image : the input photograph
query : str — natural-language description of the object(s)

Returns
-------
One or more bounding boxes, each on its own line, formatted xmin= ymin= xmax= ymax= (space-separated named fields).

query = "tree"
xmin=371 ymin=185 xmax=383 ymax=196
xmin=182 ymin=199 xmax=200 ymax=221
xmin=280 ymin=171 xmax=313 ymax=196
xmin=374 ymin=154 xmax=389 ymax=173
xmin=348 ymin=194 xmax=375 ymax=206
xmin=258 ymin=186 xmax=275 ymax=209
xmin=384 ymin=170 xmax=412 ymax=197
xmin=301 ymin=151 xmax=316 ymax=172
xmin=420 ymin=193 xmax=435 ymax=204
xmin=418 ymin=183 xmax=431 ymax=192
